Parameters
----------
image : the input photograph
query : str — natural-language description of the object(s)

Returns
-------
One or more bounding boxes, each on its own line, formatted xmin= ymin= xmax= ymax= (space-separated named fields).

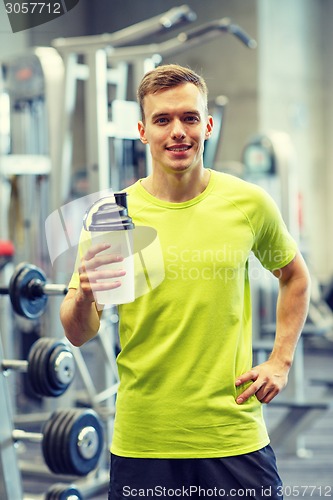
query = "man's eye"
xmin=155 ymin=117 xmax=168 ymax=124
xmin=185 ymin=116 xmax=199 ymax=123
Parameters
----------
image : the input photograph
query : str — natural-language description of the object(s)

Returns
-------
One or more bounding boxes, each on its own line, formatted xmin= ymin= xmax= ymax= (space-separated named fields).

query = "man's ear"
xmin=138 ymin=121 xmax=148 ymax=144
xmin=205 ymin=115 xmax=214 ymax=140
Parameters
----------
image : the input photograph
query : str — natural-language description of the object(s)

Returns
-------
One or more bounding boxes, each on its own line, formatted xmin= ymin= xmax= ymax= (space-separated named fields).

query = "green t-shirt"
xmin=69 ymin=170 xmax=297 ymax=458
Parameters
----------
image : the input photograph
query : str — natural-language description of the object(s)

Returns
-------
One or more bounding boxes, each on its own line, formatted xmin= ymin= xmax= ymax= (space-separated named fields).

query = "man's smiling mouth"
xmin=166 ymin=145 xmax=191 ymax=152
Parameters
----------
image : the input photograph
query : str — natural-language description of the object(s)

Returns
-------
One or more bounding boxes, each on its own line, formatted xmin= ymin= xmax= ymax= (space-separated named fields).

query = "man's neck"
xmin=141 ymin=168 xmax=211 ymax=203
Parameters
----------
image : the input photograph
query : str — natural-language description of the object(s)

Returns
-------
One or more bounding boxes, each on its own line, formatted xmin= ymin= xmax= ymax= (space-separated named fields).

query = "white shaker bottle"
xmin=83 ymin=193 xmax=135 ymax=306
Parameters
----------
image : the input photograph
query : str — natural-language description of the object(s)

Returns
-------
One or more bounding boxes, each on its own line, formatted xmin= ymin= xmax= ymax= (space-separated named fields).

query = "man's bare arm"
xmin=235 ymin=251 xmax=311 ymax=404
xmin=60 ymin=243 xmax=125 ymax=347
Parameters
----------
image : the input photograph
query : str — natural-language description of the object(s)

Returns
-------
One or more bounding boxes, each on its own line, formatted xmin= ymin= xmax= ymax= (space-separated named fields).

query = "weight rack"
xmin=0 ymin=261 xmax=113 ymax=498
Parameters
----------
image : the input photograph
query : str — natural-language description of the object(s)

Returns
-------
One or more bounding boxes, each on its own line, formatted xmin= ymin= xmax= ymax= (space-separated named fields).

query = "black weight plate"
xmin=42 ymin=411 xmax=62 ymax=474
xmin=65 ymin=409 xmax=104 ymax=476
xmin=58 ymin=485 xmax=83 ymax=500
xmin=38 ymin=340 xmax=66 ymax=397
xmin=42 ymin=410 xmax=71 ymax=474
xmin=9 ymin=262 xmax=48 ymax=319
xmin=43 ymin=410 xmax=70 ymax=474
xmin=48 ymin=343 xmax=75 ymax=392
xmin=8 ymin=262 xmax=29 ymax=315
xmin=51 ymin=409 xmax=77 ymax=475
xmin=46 ymin=483 xmax=83 ymax=500
xmin=64 ymin=409 xmax=97 ymax=476
xmin=28 ymin=338 xmax=56 ymax=396
xmin=27 ymin=336 xmax=43 ymax=366
xmin=59 ymin=486 xmax=82 ymax=500
xmin=59 ymin=408 xmax=80 ymax=475
xmin=45 ymin=483 xmax=59 ymax=500
xmin=27 ymin=338 xmax=51 ymax=396
xmin=27 ymin=338 xmax=43 ymax=393
xmin=55 ymin=409 xmax=78 ymax=475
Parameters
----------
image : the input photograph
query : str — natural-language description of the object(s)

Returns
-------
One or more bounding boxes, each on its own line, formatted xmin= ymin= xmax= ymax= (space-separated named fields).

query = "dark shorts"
xmin=108 ymin=445 xmax=283 ymax=499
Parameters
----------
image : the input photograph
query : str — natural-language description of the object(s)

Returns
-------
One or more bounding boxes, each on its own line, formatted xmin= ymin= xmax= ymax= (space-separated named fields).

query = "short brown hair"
xmin=137 ymin=64 xmax=208 ymax=122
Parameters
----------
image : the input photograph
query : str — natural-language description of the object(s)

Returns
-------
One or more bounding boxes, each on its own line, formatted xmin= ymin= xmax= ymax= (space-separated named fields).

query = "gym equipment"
xmin=0 ymin=47 xmax=63 ymax=273
xmin=0 ymin=329 xmax=102 ymax=498
xmin=243 ymin=132 xmax=333 ymax=457
xmin=203 ymin=95 xmax=229 ymax=169
xmin=243 ymin=131 xmax=333 ymax=337
xmin=13 ymin=408 xmax=104 ymax=476
xmin=52 ymin=9 xmax=257 ymax=198
xmin=45 ymin=483 xmax=83 ymax=500
xmin=1 ymin=337 xmax=75 ymax=397
xmin=0 ymin=240 xmax=14 ymax=271
xmin=53 ymin=5 xmax=197 ymax=52
xmin=0 ymin=262 xmax=68 ymax=319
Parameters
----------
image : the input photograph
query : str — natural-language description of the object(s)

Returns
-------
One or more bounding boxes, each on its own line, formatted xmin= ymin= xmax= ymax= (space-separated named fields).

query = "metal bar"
xmin=1 ymin=359 xmax=27 ymax=372
xmin=12 ymin=429 xmax=43 ymax=444
xmin=71 ymin=347 xmax=98 ymax=404
xmin=85 ymin=50 xmax=110 ymax=193
xmin=14 ymin=412 xmax=50 ymax=426
xmin=178 ymin=18 xmax=257 ymax=48
xmin=268 ymin=404 xmax=330 ymax=455
xmin=0 ymin=337 xmax=24 ymax=499
xmin=52 ymin=5 xmax=196 ymax=52
xmin=93 ymin=383 xmax=119 ymax=405
xmin=0 ymin=282 xmax=67 ymax=299
xmin=43 ymin=283 xmax=68 ymax=295
xmin=105 ymin=19 xmax=256 ymax=64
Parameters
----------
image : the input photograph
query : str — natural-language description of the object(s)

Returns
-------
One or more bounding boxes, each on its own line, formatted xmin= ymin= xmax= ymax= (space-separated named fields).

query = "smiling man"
xmin=137 ymin=76 xmax=213 ymax=201
xmin=60 ymin=64 xmax=311 ymax=499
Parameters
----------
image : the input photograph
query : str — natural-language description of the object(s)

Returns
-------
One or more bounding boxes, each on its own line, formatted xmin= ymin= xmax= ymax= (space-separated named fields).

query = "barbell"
xmin=12 ymin=408 xmax=104 ymax=476
xmin=1 ymin=337 xmax=75 ymax=398
xmin=0 ymin=262 xmax=68 ymax=319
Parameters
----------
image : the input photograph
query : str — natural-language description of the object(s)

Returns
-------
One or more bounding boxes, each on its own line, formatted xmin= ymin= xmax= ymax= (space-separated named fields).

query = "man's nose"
xmin=171 ymin=120 xmax=186 ymax=139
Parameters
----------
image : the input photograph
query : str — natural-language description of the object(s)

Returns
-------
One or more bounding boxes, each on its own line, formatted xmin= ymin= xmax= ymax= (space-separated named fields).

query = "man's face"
xmin=138 ymin=83 xmax=213 ymax=175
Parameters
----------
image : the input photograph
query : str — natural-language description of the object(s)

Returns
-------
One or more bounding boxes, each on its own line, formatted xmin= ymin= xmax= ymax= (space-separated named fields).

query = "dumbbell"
xmin=0 ymin=262 xmax=68 ymax=319
xmin=45 ymin=484 xmax=82 ymax=500
xmin=12 ymin=408 xmax=104 ymax=476
xmin=45 ymin=483 xmax=83 ymax=500
xmin=1 ymin=337 xmax=75 ymax=397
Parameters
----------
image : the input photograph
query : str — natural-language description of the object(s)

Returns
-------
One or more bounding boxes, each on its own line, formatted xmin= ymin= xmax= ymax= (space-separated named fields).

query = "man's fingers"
xmin=77 ymin=244 xmax=127 ymax=302
xmin=236 ymin=374 xmax=284 ymax=404
xmin=84 ymin=243 xmax=111 ymax=260
xmin=236 ymin=383 xmax=259 ymax=404
xmin=82 ymin=253 xmax=124 ymax=272
xmin=235 ymin=370 xmax=258 ymax=386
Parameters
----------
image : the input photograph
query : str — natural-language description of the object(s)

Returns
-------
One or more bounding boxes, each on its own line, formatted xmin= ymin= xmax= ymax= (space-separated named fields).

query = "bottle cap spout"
xmin=83 ymin=193 xmax=135 ymax=231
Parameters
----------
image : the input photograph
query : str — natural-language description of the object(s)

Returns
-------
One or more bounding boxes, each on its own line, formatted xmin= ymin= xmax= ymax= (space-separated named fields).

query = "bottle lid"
xmin=83 ymin=193 xmax=135 ymax=231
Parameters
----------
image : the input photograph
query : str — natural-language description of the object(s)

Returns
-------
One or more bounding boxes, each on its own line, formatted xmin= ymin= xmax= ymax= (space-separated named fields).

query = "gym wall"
xmin=1 ymin=0 xmax=332 ymax=281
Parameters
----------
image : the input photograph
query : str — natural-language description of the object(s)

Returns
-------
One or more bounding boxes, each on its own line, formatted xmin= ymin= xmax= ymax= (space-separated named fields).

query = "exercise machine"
xmin=243 ymin=131 xmax=333 ymax=456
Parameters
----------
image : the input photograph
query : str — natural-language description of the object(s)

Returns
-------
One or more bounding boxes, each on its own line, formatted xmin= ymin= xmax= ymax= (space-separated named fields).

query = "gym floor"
xmin=271 ymin=346 xmax=333 ymax=500
xmin=20 ymin=346 xmax=333 ymax=500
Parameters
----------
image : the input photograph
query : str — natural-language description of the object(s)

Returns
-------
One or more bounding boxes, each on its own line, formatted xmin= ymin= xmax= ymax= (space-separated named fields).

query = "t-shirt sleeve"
xmin=251 ymin=187 xmax=298 ymax=271
xmin=68 ymin=270 xmax=79 ymax=289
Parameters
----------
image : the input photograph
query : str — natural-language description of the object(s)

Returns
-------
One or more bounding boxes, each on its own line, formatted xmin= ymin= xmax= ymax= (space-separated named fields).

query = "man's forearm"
xmin=60 ymin=289 xmax=101 ymax=347
xmin=235 ymin=253 xmax=311 ymax=405
xmin=270 ymin=253 xmax=311 ymax=368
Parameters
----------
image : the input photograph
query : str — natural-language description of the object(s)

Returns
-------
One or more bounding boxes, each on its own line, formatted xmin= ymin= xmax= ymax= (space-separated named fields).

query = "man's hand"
xmin=60 ymin=242 xmax=127 ymax=347
xmin=76 ymin=242 xmax=126 ymax=304
xmin=235 ymin=359 xmax=289 ymax=405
